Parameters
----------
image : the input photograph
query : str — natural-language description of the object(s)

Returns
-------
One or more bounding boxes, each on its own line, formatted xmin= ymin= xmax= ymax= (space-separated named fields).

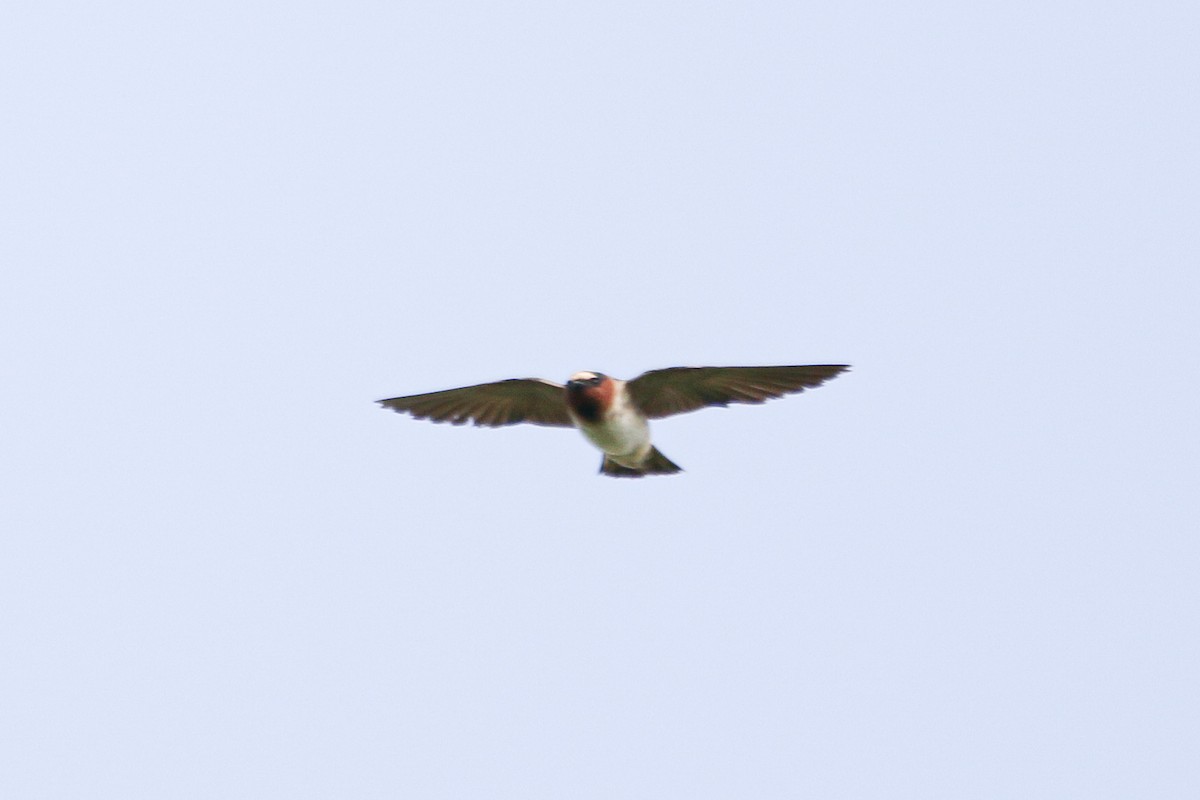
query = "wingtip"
xmin=377 ymin=398 xmax=412 ymax=413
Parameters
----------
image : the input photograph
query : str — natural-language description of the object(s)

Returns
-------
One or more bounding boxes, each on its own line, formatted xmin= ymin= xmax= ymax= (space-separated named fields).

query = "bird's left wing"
xmin=378 ymin=378 xmax=572 ymax=427
xmin=626 ymin=365 xmax=849 ymax=419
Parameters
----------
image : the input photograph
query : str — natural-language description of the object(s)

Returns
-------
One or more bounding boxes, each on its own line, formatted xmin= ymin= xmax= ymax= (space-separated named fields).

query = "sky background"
xmin=3 ymin=1 xmax=1198 ymax=797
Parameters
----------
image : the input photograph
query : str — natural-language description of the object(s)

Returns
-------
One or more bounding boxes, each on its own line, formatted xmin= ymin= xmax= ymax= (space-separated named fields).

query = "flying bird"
xmin=378 ymin=364 xmax=849 ymax=477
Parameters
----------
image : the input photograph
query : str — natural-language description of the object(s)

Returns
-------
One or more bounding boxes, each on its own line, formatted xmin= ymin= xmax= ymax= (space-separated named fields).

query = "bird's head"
xmin=565 ymin=371 xmax=613 ymax=421
xmin=566 ymin=371 xmax=606 ymax=390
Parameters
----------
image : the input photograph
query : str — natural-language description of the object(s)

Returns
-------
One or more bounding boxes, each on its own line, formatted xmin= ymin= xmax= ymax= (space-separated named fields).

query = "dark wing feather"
xmin=377 ymin=378 xmax=572 ymax=427
xmin=626 ymin=365 xmax=849 ymax=419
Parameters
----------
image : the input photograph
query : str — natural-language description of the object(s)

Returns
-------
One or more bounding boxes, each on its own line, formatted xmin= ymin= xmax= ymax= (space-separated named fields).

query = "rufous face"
xmin=565 ymin=372 xmax=613 ymax=423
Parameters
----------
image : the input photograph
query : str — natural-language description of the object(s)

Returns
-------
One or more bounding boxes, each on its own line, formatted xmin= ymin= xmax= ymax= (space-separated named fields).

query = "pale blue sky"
xmin=3 ymin=2 xmax=1198 ymax=798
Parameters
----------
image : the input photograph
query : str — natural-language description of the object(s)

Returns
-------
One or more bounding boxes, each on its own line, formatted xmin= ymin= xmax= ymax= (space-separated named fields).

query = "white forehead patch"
xmin=570 ymin=371 xmax=599 ymax=382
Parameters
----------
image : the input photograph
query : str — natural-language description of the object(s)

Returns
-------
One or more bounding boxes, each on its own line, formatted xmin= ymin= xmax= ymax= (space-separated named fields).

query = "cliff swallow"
xmin=378 ymin=364 xmax=848 ymax=477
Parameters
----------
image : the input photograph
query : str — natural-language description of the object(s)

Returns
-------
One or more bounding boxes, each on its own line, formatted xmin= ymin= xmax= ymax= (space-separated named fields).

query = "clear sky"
xmin=3 ymin=2 xmax=1198 ymax=798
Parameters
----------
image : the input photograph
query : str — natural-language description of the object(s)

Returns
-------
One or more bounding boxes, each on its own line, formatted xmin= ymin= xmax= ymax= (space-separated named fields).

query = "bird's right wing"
xmin=378 ymin=378 xmax=573 ymax=427
xmin=626 ymin=365 xmax=849 ymax=419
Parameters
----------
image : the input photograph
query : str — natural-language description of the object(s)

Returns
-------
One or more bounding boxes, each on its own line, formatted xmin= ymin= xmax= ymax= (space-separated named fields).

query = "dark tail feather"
xmin=643 ymin=447 xmax=683 ymax=475
xmin=599 ymin=447 xmax=684 ymax=478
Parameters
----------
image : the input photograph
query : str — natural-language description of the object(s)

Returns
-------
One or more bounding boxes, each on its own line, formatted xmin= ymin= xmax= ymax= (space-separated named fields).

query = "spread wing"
xmin=626 ymin=365 xmax=849 ymax=419
xmin=377 ymin=378 xmax=572 ymax=427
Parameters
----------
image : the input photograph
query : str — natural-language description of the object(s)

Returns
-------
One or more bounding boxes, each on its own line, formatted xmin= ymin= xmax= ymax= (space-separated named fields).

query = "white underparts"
xmin=569 ymin=384 xmax=652 ymax=467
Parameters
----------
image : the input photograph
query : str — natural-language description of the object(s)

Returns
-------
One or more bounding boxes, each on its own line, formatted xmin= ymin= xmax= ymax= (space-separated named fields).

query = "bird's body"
xmin=567 ymin=374 xmax=649 ymax=463
xmin=378 ymin=364 xmax=848 ymax=477
xmin=562 ymin=371 xmax=676 ymax=475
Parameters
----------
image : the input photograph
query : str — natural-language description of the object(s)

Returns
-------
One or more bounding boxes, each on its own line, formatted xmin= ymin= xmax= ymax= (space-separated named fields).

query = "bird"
xmin=378 ymin=364 xmax=849 ymax=477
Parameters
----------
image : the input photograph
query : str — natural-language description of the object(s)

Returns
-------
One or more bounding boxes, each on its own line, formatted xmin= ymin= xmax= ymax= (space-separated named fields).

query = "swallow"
xmin=378 ymin=364 xmax=848 ymax=477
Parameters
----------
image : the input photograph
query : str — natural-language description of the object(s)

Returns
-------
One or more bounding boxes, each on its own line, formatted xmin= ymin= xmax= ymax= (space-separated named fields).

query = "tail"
xmin=599 ymin=447 xmax=683 ymax=478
